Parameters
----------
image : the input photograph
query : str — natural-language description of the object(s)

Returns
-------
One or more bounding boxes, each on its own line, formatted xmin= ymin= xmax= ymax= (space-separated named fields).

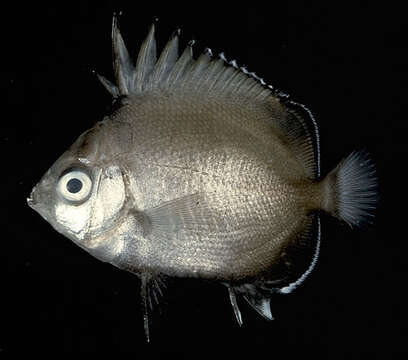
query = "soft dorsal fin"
xmin=270 ymin=100 xmax=321 ymax=179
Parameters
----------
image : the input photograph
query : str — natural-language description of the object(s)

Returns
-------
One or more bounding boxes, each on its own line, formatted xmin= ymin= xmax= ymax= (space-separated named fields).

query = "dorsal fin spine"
xmin=133 ymin=23 xmax=157 ymax=92
xmin=212 ymin=66 xmax=236 ymax=92
xmin=189 ymin=52 xmax=213 ymax=89
xmin=96 ymin=73 xmax=119 ymax=97
xmin=112 ymin=15 xmax=134 ymax=95
xmin=151 ymin=33 xmax=179 ymax=87
xmin=167 ymin=45 xmax=193 ymax=87
xmin=204 ymin=57 xmax=227 ymax=90
xmin=102 ymin=16 xmax=292 ymax=102
xmin=218 ymin=68 xmax=242 ymax=92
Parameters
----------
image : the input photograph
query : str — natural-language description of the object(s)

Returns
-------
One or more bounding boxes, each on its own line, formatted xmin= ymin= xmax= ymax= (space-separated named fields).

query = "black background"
xmin=0 ymin=1 xmax=403 ymax=356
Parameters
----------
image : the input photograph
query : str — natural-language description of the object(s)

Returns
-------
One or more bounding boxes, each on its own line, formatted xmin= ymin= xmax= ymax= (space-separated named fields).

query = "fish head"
xmin=27 ymin=121 xmax=129 ymax=263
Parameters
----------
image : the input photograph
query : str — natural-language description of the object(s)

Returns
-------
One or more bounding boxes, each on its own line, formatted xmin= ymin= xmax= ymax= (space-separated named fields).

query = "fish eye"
xmin=57 ymin=169 xmax=92 ymax=203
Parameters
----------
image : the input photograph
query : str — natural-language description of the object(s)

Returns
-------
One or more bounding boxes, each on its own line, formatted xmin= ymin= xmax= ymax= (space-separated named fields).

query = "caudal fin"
xmin=324 ymin=150 xmax=378 ymax=227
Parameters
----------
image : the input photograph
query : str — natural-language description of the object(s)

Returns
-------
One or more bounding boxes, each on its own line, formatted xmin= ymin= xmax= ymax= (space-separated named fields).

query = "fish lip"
xmin=27 ymin=186 xmax=37 ymax=209
xmin=28 ymin=197 xmax=52 ymax=224
xmin=26 ymin=196 xmax=34 ymax=208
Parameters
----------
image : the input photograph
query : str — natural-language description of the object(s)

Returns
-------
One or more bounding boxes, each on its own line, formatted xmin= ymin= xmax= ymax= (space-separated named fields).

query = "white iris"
xmin=57 ymin=170 xmax=92 ymax=203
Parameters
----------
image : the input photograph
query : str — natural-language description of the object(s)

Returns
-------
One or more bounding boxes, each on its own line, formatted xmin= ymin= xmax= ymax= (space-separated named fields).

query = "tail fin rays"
xmin=325 ymin=150 xmax=378 ymax=227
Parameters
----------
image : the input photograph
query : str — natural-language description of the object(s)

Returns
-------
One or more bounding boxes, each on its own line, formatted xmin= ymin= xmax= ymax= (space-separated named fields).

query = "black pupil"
xmin=66 ymin=178 xmax=83 ymax=193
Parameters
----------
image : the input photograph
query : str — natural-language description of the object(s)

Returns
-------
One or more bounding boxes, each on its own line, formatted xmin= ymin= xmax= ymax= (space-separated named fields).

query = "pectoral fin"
xmin=144 ymin=193 xmax=220 ymax=242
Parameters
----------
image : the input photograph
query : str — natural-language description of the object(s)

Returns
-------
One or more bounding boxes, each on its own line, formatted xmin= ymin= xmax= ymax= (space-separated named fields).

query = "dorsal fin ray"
xmin=270 ymin=100 xmax=321 ymax=179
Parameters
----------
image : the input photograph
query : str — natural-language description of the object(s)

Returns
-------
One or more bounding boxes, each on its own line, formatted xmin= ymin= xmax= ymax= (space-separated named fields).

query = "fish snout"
xmin=27 ymin=186 xmax=38 ymax=210
xmin=27 ymin=184 xmax=53 ymax=223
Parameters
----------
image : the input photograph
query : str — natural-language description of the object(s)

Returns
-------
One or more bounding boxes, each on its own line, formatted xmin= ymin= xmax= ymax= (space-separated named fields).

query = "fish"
xmin=27 ymin=15 xmax=378 ymax=341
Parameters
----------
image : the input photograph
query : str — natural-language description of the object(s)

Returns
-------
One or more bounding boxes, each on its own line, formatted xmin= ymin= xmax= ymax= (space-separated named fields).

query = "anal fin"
xmin=277 ymin=214 xmax=321 ymax=294
xmin=238 ymin=284 xmax=274 ymax=321
xmin=272 ymin=100 xmax=321 ymax=179
xmin=243 ymin=294 xmax=273 ymax=321
xmin=225 ymin=283 xmax=274 ymax=324
xmin=223 ymin=215 xmax=320 ymax=323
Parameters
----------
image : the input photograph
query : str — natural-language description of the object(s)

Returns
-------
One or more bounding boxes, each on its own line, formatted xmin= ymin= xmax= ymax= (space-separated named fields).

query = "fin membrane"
xmin=270 ymin=100 xmax=320 ymax=180
xmin=277 ymin=213 xmax=321 ymax=294
xmin=241 ymin=214 xmax=321 ymax=295
xmin=240 ymin=284 xmax=274 ymax=321
xmin=226 ymin=283 xmax=273 ymax=323
xmin=326 ymin=150 xmax=378 ymax=227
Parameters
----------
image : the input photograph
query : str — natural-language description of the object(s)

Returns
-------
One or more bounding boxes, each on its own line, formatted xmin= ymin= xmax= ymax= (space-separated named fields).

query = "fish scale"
xmin=28 ymin=16 xmax=378 ymax=341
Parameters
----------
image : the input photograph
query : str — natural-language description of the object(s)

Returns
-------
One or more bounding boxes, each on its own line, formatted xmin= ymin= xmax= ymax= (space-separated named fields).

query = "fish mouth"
xmin=27 ymin=186 xmax=52 ymax=223
xmin=27 ymin=195 xmax=35 ymax=209
xmin=27 ymin=186 xmax=38 ymax=210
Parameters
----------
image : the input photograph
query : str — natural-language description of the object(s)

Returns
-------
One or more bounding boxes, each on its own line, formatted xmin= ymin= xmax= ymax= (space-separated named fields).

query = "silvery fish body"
xmin=28 ymin=17 xmax=378 ymax=339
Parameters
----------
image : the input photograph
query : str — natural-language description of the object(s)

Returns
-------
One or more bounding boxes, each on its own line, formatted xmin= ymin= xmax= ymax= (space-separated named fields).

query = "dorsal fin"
xmin=151 ymin=29 xmax=180 ymax=86
xmin=98 ymin=15 xmax=277 ymax=102
xmin=133 ymin=23 xmax=157 ymax=92
xmin=97 ymin=15 xmax=320 ymax=179
xmin=270 ymin=100 xmax=321 ymax=179
xmin=112 ymin=15 xmax=134 ymax=95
